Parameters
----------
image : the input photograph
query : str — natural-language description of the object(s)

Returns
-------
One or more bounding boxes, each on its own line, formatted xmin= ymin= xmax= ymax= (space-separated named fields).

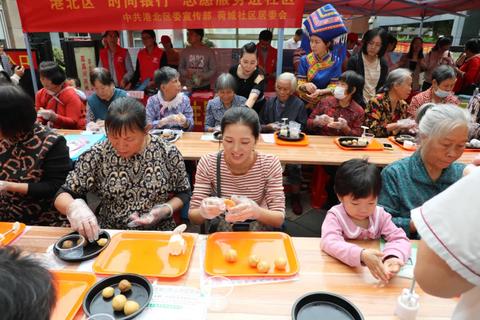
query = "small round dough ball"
xmin=62 ymin=240 xmax=74 ymax=249
xmin=118 ymin=279 xmax=132 ymax=293
xmin=257 ymin=260 xmax=270 ymax=273
xmin=97 ymin=238 xmax=108 ymax=247
xmin=225 ymin=249 xmax=237 ymax=263
xmin=112 ymin=294 xmax=127 ymax=311
xmin=102 ymin=286 xmax=115 ymax=299
xmin=248 ymin=254 xmax=260 ymax=268
xmin=274 ymin=256 xmax=287 ymax=270
xmin=124 ymin=300 xmax=140 ymax=316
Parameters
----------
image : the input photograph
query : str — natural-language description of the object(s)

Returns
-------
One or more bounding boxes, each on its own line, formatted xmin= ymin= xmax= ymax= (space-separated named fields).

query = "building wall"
xmin=3 ymin=0 xmax=25 ymax=48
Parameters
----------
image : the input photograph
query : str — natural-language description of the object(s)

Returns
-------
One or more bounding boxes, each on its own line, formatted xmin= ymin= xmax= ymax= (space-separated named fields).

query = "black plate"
xmin=212 ymin=131 xmax=223 ymax=141
xmin=150 ymin=129 xmax=180 ymax=142
xmin=338 ymin=137 xmax=368 ymax=148
xmin=394 ymin=135 xmax=416 ymax=144
xmin=292 ymin=292 xmax=364 ymax=320
xmin=276 ymin=132 xmax=305 ymax=142
xmin=53 ymin=230 xmax=111 ymax=262
xmin=83 ymin=273 xmax=152 ymax=320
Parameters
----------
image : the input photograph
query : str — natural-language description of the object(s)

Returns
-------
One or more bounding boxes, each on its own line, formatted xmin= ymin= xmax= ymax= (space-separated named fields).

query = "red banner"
xmin=5 ymin=49 xmax=39 ymax=69
xmin=17 ymin=1 xmax=304 ymax=33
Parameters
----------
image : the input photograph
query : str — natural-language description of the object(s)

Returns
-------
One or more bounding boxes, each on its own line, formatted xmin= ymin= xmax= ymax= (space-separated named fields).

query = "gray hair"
xmin=432 ymin=65 xmax=456 ymax=84
xmin=276 ymin=72 xmax=297 ymax=91
xmin=154 ymin=66 xmax=179 ymax=87
xmin=215 ymin=73 xmax=237 ymax=92
xmin=417 ymin=103 xmax=470 ymax=144
xmin=384 ymin=68 xmax=411 ymax=91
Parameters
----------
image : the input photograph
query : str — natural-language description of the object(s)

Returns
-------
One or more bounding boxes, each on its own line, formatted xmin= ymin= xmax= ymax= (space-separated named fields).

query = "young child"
xmin=321 ymin=159 xmax=411 ymax=283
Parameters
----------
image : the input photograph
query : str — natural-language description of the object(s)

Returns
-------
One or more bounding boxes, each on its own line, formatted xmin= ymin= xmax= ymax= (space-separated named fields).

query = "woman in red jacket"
xmin=454 ymin=39 xmax=480 ymax=95
xmin=35 ymin=61 xmax=86 ymax=129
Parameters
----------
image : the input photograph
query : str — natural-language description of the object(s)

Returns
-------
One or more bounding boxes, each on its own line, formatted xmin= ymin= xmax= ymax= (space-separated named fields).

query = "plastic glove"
xmin=172 ymin=113 xmax=187 ymax=126
xmin=302 ymin=82 xmax=317 ymax=94
xmin=383 ymin=257 xmax=404 ymax=279
xmin=396 ymin=118 xmax=416 ymax=130
xmin=199 ymin=197 xmax=226 ymax=219
xmin=225 ymin=195 xmax=261 ymax=223
xmin=0 ymin=181 xmax=8 ymax=194
xmin=361 ymin=249 xmax=390 ymax=283
xmin=38 ymin=109 xmax=57 ymax=121
xmin=127 ymin=203 xmax=172 ymax=227
xmin=66 ymin=199 xmax=99 ymax=242
xmin=86 ymin=121 xmax=101 ymax=132
xmin=327 ymin=117 xmax=348 ymax=130
xmin=14 ymin=65 xmax=25 ymax=77
xmin=314 ymin=114 xmax=334 ymax=126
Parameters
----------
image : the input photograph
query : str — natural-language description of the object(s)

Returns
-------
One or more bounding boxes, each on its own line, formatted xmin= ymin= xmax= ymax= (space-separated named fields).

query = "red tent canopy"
xmin=305 ymin=0 xmax=480 ymax=18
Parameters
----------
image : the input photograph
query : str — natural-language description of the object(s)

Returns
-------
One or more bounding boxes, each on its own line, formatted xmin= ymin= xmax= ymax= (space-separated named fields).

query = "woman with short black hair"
xmin=347 ymin=28 xmax=389 ymax=103
xmin=0 ymin=85 xmax=71 ymax=226
xmin=86 ymin=67 xmax=127 ymax=129
xmin=54 ymin=97 xmax=191 ymax=240
xmin=35 ymin=61 xmax=86 ymax=129
xmin=453 ymin=38 xmax=480 ymax=95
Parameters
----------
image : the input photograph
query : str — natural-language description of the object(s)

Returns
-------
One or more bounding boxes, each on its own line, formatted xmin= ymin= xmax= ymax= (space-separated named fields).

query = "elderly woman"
xmin=35 ymin=61 xmax=86 ymax=129
xmin=408 ymin=65 xmax=459 ymax=118
xmin=364 ymin=68 xmax=413 ymax=138
xmin=189 ymin=107 xmax=285 ymax=232
xmin=229 ymin=42 xmax=266 ymax=113
xmin=296 ymin=4 xmax=347 ymax=107
xmin=204 ymin=73 xmax=247 ymax=132
xmin=146 ymin=66 xmax=193 ymax=131
xmin=347 ymin=28 xmax=389 ymax=103
xmin=54 ymin=97 xmax=191 ymax=241
xmin=379 ymin=103 xmax=470 ymax=238
xmin=307 ymin=70 xmax=365 ymax=136
xmin=86 ymin=67 xmax=127 ymax=130
xmin=259 ymin=72 xmax=307 ymax=215
xmin=0 ymin=85 xmax=71 ymax=226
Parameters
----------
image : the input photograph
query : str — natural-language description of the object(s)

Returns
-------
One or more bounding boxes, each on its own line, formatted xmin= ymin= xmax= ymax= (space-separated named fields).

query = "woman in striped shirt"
xmin=189 ymin=107 xmax=285 ymax=232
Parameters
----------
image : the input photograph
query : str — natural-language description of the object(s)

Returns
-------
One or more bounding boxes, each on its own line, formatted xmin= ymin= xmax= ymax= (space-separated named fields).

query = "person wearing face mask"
xmin=85 ymin=68 xmax=127 ymax=131
xmin=229 ymin=42 xmax=266 ymax=113
xmin=35 ymin=61 xmax=86 ymax=129
xmin=408 ymin=65 xmax=459 ymax=118
xmin=365 ymin=68 xmax=413 ymax=138
xmin=146 ymin=66 xmax=193 ymax=131
xmin=259 ymin=72 xmax=307 ymax=215
xmin=307 ymin=70 xmax=365 ymax=136
xmin=379 ymin=103 xmax=470 ymax=239
xmin=189 ymin=107 xmax=285 ymax=232
xmin=54 ymin=97 xmax=191 ymax=240
xmin=296 ymin=4 xmax=347 ymax=108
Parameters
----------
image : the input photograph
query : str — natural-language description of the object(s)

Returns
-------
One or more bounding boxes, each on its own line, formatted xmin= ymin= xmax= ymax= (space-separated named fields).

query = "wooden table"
xmin=59 ymin=130 xmax=479 ymax=166
xmin=15 ymin=226 xmax=457 ymax=319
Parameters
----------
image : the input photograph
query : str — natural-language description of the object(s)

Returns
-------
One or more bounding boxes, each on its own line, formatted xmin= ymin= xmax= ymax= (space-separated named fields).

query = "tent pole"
xmin=23 ymin=32 xmax=38 ymax=93
xmin=419 ymin=17 xmax=424 ymax=36
xmin=276 ymin=28 xmax=284 ymax=80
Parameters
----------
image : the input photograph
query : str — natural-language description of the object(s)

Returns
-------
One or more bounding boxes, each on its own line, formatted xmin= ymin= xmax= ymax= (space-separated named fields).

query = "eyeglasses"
xmin=367 ymin=41 xmax=382 ymax=48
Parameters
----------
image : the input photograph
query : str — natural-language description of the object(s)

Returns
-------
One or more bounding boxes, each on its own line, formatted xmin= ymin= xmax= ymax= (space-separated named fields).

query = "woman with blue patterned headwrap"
xmin=296 ymin=4 xmax=347 ymax=107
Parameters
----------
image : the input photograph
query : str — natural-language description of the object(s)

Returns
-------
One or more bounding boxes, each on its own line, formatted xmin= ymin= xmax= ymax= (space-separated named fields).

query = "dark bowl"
xmin=338 ymin=137 xmax=368 ymax=148
xmin=213 ymin=130 xmax=223 ymax=141
xmin=292 ymin=292 xmax=364 ymax=320
xmin=83 ymin=273 xmax=152 ymax=320
xmin=53 ymin=230 xmax=111 ymax=262
xmin=395 ymin=135 xmax=416 ymax=144
xmin=277 ymin=132 xmax=305 ymax=142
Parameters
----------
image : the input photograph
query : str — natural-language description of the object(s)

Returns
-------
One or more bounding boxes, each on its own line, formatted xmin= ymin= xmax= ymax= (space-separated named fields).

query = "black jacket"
xmin=347 ymin=53 xmax=388 ymax=93
xmin=259 ymin=95 xmax=307 ymax=132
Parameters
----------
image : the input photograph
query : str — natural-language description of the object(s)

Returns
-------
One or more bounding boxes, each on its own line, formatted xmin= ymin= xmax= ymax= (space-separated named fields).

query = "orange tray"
xmin=93 ymin=231 xmax=196 ymax=278
xmin=388 ymin=136 xmax=416 ymax=151
xmin=51 ymin=270 xmax=96 ymax=320
xmin=0 ymin=222 xmax=26 ymax=246
xmin=334 ymin=137 xmax=384 ymax=151
xmin=204 ymin=232 xmax=299 ymax=277
xmin=274 ymin=132 xmax=309 ymax=146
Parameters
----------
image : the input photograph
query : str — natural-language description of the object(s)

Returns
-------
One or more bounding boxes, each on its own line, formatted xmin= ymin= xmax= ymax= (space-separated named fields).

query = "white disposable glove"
xmin=38 ymin=109 xmax=57 ymax=121
xmin=127 ymin=203 xmax=173 ymax=227
xmin=0 ymin=181 xmax=8 ymax=194
xmin=172 ymin=113 xmax=187 ymax=126
xmin=66 ymin=199 xmax=99 ymax=242
xmin=315 ymin=114 xmax=333 ymax=126
xmin=199 ymin=197 xmax=225 ymax=219
xmin=86 ymin=121 xmax=100 ymax=132
xmin=396 ymin=118 xmax=416 ymax=130
xmin=225 ymin=195 xmax=261 ymax=223
xmin=327 ymin=117 xmax=348 ymax=130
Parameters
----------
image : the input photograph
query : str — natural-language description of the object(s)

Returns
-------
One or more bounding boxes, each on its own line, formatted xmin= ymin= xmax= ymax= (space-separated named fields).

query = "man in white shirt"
xmin=284 ymin=29 xmax=303 ymax=50
xmin=412 ymin=166 xmax=480 ymax=320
